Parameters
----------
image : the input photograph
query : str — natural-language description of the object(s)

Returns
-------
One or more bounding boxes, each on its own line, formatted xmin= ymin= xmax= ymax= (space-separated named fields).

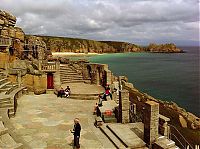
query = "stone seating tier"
xmin=100 ymin=125 xmax=127 ymax=149
xmin=0 ymin=133 xmax=23 ymax=149
xmin=60 ymin=64 xmax=84 ymax=83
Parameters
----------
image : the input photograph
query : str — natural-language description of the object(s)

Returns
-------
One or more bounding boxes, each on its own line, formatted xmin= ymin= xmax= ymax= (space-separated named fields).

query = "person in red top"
xmin=102 ymin=85 xmax=112 ymax=100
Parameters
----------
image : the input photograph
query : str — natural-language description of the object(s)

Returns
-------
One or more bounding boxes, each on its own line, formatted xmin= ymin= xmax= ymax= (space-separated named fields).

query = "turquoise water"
xmin=83 ymin=47 xmax=199 ymax=116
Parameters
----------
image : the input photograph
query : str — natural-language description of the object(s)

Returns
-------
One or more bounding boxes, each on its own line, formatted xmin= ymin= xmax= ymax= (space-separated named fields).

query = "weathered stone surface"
xmin=14 ymin=27 xmax=24 ymax=41
xmin=8 ymin=26 xmax=16 ymax=38
xmin=179 ymin=115 xmax=187 ymax=128
xmin=34 ymin=88 xmax=46 ymax=95
xmin=1 ymin=27 xmax=9 ymax=36
xmin=0 ymin=19 xmax=4 ymax=25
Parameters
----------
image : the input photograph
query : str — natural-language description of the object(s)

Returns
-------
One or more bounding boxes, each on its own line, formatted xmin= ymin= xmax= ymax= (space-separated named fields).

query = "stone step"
xmin=0 ymin=94 xmax=10 ymax=101
xmin=0 ymin=133 xmax=23 ymax=149
xmin=69 ymin=94 xmax=98 ymax=100
xmin=0 ymin=81 xmax=11 ymax=89
xmin=0 ymin=75 xmax=6 ymax=80
xmin=0 ymin=78 xmax=8 ymax=85
xmin=61 ymin=78 xmax=83 ymax=81
xmin=60 ymin=72 xmax=80 ymax=75
xmin=99 ymin=125 xmax=127 ymax=149
xmin=0 ymin=100 xmax=11 ymax=104
xmin=61 ymin=75 xmax=83 ymax=78
xmin=61 ymin=80 xmax=84 ymax=83
xmin=0 ymin=121 xmax=8 ymax=135
xmin=61 ymin=77 xmax=83 ymax=80
xmin=107 ymin=124 xmax=146 ymax=148
xmin=154 ymin=136 xmax=176 ymax=149
xmin=60 ymin=70 xmax=77 ymax=73
xmin=0 ymin=103 xmax=13 ymax=108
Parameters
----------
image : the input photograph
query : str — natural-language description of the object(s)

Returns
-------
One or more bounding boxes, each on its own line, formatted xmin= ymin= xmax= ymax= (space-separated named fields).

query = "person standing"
xmin=71 ymin=118 xmax=81 ymax=149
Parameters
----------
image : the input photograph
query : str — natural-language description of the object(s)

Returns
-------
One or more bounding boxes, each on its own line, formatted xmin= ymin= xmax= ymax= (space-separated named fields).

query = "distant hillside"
xmin=25 ymin=35 xmax=182 ymax=53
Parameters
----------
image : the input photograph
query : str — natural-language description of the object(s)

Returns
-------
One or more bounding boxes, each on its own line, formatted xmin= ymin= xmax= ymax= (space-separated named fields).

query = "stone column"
xmin=144 ymin=101 xmax=159 ymax=146
xmin=54 ymin=61 xmax=61 ymax=88
xmin=119 ymin=89 xmax=130 ymax=123
xmin=106 ymin=70 xmax=112 ymax=85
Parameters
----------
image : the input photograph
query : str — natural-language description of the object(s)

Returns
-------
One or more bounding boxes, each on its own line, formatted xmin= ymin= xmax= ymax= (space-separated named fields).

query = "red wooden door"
xmin=47 ymin=73 xmax=54 ymax=89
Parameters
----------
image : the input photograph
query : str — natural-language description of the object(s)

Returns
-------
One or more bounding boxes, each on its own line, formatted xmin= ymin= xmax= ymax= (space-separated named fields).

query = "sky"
xmin=0 ymin=0 xmax=199 ymax=46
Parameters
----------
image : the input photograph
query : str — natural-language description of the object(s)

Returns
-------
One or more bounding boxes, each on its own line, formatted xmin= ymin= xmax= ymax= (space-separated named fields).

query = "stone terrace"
xmin=10 ymin=83 xmax=115 ymax=149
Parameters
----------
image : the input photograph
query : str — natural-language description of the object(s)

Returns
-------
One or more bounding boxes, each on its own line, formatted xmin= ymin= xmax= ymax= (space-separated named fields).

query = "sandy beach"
xmin=52 ymin=52 xmax=100 ymax=56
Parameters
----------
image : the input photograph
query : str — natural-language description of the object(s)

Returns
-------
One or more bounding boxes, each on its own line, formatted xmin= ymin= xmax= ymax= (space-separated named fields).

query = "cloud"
xmin=0 ymin=0 xmax=199 ymax=45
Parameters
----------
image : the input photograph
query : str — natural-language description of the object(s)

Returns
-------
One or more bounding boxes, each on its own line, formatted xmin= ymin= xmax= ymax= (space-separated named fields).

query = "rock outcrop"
xmin=145 ymin=43 xmax=182 ymax=53
xmin=0 ymin=10 xmax=25 ymax=58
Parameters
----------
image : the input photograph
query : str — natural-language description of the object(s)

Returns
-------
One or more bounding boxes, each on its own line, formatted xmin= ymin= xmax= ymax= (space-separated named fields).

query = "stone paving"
xmin=10 ymin=92 xmax=115 ymax=148
xmin=61 ymin=83 xmax=105 ymax=94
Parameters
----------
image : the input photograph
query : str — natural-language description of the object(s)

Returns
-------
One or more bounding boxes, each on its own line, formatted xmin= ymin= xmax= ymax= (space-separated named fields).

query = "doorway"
xmin=47 ymin=73 xmax=54 ymax=89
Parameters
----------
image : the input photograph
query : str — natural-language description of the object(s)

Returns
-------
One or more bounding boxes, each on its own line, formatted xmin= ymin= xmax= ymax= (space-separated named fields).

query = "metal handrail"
xmin=170 ymin=133 xmax=186 ymax=148
xmin=168 ymin=124 xmax=194 ymax=149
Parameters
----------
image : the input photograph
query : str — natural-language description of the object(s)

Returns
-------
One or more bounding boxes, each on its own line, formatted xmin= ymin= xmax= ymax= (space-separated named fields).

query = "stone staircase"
xmin=0 ymin=116 xmax=23 ymax=149
xmin=99 ymin=124 xmax=148 ymax=149
xmin=69 ymin=93 xmax=99 ymax=100
xmin=100 ymin=125 xmax=127 ymax=149
xmin=0 ymin=71 xmax=29 ymax=148
xmin=60 ymin=64 xmax=85 ymax=83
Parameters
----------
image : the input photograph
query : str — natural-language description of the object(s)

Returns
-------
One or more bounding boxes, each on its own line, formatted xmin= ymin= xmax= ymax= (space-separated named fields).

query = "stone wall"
xmin=120 ymin=78 xmax=200 ymax=130
xmin=21 ymin=74 xmax=47 ymax=94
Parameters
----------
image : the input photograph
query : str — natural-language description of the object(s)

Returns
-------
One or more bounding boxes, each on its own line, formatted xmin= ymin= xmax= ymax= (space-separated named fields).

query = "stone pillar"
xmin=106 ymin=70 xmax=112 ymax=85
xmin=119 ymin=89 xmax=130 ymax=123
xmin=54 ymin=62 xmax=61 ymax=88
xmin=159 ymin=114 xmax=170 ymax=138
xmin=144 ymin=101 xmax=159 ymax=146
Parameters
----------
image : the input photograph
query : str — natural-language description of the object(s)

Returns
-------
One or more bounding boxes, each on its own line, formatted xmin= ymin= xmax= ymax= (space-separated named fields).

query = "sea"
xmin=69 ymin=47 xmax=200 ymax=117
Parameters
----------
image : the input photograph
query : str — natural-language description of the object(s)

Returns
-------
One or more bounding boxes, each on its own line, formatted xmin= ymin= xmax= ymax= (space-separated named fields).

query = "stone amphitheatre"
xmin=0 ymin=10 xmax=199 ymax=149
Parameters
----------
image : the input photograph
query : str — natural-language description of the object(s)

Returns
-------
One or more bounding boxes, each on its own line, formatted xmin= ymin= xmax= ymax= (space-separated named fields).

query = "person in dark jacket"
xmin=71 ymin=118 xmax=81 ymax=149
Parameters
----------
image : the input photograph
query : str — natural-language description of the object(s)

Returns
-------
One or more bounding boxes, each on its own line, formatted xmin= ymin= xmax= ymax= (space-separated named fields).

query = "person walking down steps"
xmin=70 ymin=118 xmax=81 ymax=149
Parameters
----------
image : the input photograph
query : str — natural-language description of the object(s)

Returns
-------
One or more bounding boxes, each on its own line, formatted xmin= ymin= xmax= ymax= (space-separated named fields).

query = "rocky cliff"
xmin=33 ymin=35 xmax=182 ymax=53
xmin=145 ymin=43 xmax=182 ymax=53
xmin=0 ymin=10 xmax=25 ymax=58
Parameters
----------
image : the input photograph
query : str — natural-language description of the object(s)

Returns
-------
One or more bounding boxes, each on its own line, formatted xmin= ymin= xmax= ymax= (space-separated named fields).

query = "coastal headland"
xmin=30 ymin=35 xmax=183 ymax=54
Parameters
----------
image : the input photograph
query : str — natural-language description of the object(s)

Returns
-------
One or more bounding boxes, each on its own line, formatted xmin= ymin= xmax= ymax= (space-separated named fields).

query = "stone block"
xmin=0 ymin=19 xmax=4 ymax=25
xmin=8 ymin=26 xmax=15 ymax=38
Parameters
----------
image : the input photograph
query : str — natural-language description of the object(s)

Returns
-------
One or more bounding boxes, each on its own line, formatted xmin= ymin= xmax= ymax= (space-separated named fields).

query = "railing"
xmin=0 ymin=37 xmax=11 ymax=47
xmin=129 ymin=105 xmax=143 ymax=123
xmin=168 ymin=124 xmax=194 ymax=149
xmin=41 ymin=62 xmax=57 ymax=72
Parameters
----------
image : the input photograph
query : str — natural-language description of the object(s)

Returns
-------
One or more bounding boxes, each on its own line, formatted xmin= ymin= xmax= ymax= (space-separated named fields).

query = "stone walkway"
xmin=10 ymin=93 xmax=115 ymax=148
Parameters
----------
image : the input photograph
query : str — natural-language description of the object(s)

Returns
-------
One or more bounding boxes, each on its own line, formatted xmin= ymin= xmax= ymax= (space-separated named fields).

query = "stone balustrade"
xmin=41 ymin=61 xmax=59 ymax=72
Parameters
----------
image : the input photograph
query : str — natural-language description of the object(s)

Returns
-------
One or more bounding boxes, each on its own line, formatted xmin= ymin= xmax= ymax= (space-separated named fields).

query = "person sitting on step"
xmin=57 ymin=87 xmax=65 ymax=98
xmin=64 ymin=86 xmax=71 ymax=98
